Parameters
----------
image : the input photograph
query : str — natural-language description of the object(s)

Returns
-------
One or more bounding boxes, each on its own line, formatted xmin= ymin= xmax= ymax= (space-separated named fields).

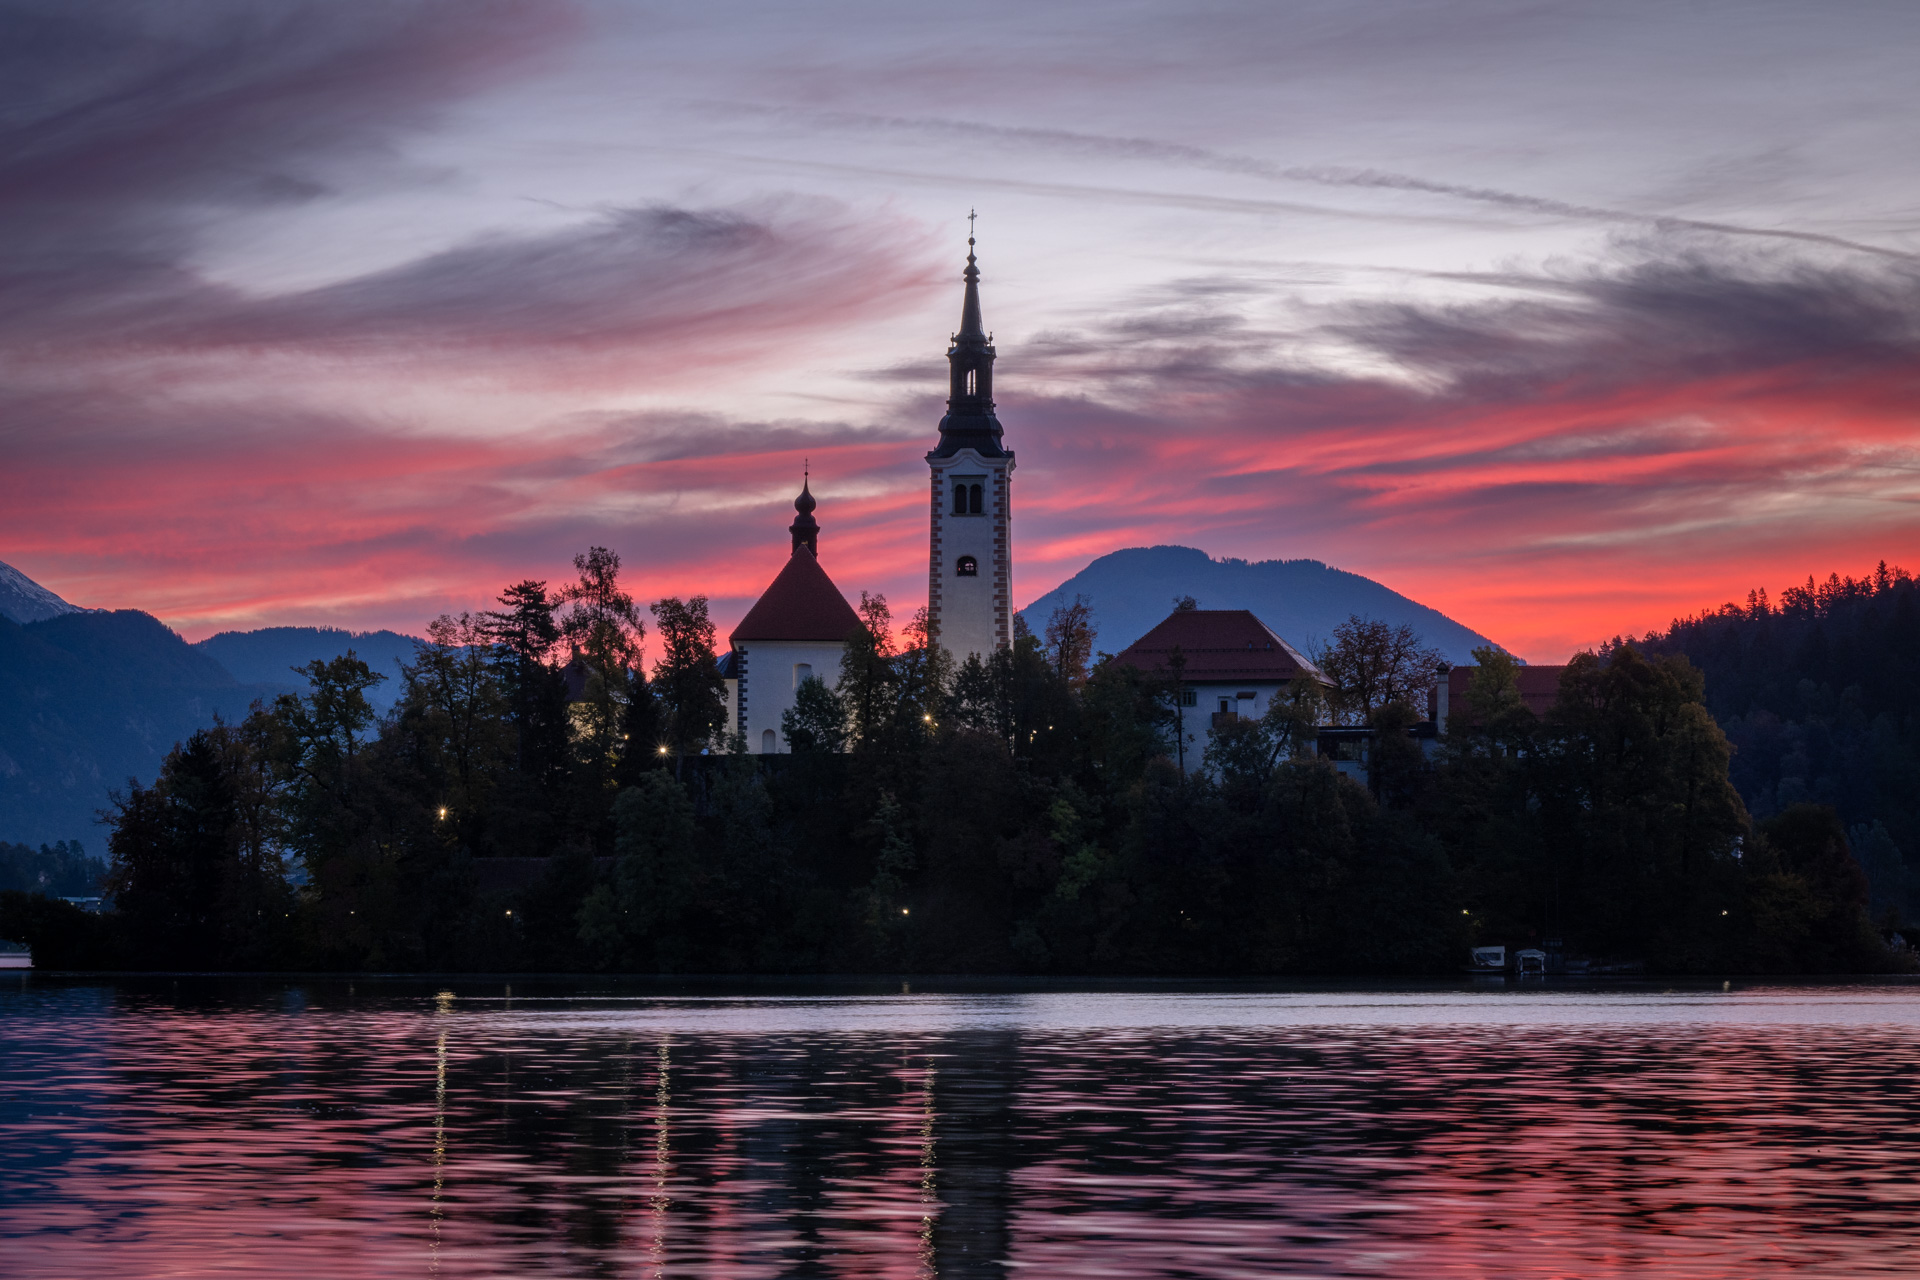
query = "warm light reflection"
xmin=917 ymin=1058 xmax=938 ymax=1280
xmin=5 ymin=985 xmax=1920 ymax=1278
xmin=651 ymin=1041 xmax=671 ymax=1279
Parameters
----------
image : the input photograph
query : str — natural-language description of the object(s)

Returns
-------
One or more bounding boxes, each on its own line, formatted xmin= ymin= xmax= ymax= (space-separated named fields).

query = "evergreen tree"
xmin=106 ymin=723 xmax=292 ymax=967
xmin=650 ymin=595 xmax=728 ymax=777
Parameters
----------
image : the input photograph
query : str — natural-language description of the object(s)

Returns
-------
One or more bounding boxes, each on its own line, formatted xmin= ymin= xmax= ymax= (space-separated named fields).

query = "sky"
xmin=1 ymin=0 xmax=1916 ymax=662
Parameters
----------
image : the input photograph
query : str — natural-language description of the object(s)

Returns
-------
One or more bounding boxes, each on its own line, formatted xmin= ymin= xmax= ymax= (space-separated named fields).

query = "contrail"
xmin=702 ymin=104 xmax=1917 ymax=263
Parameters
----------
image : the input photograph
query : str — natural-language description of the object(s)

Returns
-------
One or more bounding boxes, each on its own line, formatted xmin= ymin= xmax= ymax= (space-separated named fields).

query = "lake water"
xmin=5 ymin=977 xmax=1920 ymax=1278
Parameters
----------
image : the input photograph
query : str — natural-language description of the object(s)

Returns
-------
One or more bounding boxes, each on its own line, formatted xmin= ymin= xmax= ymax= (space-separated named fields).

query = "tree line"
xmin=1640 ymin=562 xmax=1919 ymax=926
xmin=1 ymin=550 xmax=1904 ymax=974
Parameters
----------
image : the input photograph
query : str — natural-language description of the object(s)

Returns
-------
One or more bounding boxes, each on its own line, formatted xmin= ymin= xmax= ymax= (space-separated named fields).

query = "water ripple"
xmin=3 ymin=979 xmax=1918 ymax=1278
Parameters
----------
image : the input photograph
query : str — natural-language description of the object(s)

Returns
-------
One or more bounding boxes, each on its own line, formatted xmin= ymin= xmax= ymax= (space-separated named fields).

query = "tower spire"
xmin=789 ymin=471 xmax=819 ymax=555
xmin=931 ymin=213 xmax=1005 ymax=458
xmin=958 ymin=210 xmax=984 ymax=338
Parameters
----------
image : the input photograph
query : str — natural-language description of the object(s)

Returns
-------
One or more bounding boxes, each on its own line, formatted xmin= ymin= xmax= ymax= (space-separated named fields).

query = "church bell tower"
xmin=926 ymin=221 xmax=1014 ymax=662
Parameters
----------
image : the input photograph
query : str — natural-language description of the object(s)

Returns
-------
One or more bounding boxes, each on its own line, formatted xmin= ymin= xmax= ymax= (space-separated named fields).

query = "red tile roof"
xmin=1109 ymin=609 xmax=1326 ymax=683
xmin=731 ymin=547 xmax=863 ymax=644
xmin=1445 ymin=664 xmax=1566 ymax=719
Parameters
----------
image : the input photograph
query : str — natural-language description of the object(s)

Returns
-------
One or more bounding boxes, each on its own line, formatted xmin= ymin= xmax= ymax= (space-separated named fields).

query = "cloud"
xmin=0 ymin=2 xmax=933 ymax=375
xmin=0 ymin=0 xmax=570 ymax=247
xmin=705 ymin=104 xmax=1917 ymax=261
xmin=7 ymin=237 xmax=1916 ymax=660
xmin=987 ymin=241 xmax=1920 ymax=658
xmin=6 ymin=3 xmax=1917 ymax=664
xmin=6 ymin=199 xmax=936 ymax=381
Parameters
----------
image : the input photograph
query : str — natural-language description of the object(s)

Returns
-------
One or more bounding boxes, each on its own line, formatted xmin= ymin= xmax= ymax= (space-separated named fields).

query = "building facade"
xmin=926 ymin=235 xmax=1015 ymax=663
xmin=1109 ymin=607 xmax=1329 ymax=773
xmin=728 ymin=481 xmax=863 ymax=754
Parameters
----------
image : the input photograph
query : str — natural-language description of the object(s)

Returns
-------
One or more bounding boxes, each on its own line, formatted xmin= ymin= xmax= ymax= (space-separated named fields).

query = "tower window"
xmin=951 ymin=478 xmax=985 ymax=515
xmin=956 ymin=555 xmax=978 ymax=577
xmin=965 ymin=368 xmax=977 ymax=395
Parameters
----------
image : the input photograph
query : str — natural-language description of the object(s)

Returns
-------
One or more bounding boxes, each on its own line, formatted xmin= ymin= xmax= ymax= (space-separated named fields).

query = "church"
xmin=726 ymin=231 xmax=1014 ymax=752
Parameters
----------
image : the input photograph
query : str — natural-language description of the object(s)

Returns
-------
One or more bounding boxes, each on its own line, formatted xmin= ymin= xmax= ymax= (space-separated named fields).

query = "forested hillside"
xmin=194 ymin=627 xmax=419 ymax=711
xmin=0 ymin=611 xmax=282 ymax=846
xmin=1644 ymin=564 xmax=1917 ymax=919
xmin=5 ymin=549 xmax=1896 ymax=977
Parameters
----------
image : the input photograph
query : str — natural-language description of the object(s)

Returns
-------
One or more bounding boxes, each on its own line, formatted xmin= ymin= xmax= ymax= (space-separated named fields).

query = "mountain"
xmin=195 ymin=626 xmax=421 ymax=712
xmin=1019 ymin=546 xmax=1501 ymax=664
xmin=0 ymin=610 xmax=287 ymax=848
xmin=0 ymin=559 xmax=91 ymax=625
xmin=0 ymin=559 xmax=429 ymax=847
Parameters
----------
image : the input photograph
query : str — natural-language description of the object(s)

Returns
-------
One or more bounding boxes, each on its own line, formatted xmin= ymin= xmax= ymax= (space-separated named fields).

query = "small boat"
xmin=1466 ymin=945 xmax=1506 ymax=974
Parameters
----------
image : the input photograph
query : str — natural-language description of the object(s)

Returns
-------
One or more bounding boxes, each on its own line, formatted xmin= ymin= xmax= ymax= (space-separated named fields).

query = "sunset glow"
xmin=3 ymin=1 xmax=1917 ymax=661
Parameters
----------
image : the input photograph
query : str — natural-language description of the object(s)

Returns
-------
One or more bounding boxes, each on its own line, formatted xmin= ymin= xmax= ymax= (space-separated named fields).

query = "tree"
xmin=557 ymin=547 xmax=645 ymax=772
xmin=1543 ymin=644 xmax=1750 ymax=965
xmin=268 ymin=652 xmax=395 ymax=962
xmin=1744 ymin=805 xmax=1885 ymax=972
xmin=578 ymin=773 xmax=699 ymax=970
xmin=613 ymin=668 xmax=665 ymax=786
xmin=1204 ymin=678 xmax=1326 ymax=796
xmin=650 ymin=595 xmax=728 ymax=777
xmin=483 ymin=579 xmax=570 ymax=783
xmin=841 ymin=592 xmax=897 ymax=750
xmin=277 ymin=651 xmax=385 ymax=781
xmin=1045 ymin=595 xmax=1096 ymax=687
xmin=1318 ymin=616 xmax=1447 ymax=725
xmin=782 ymin=676 xmax=848 ymax=753
xmin=397 ymin=613 xmax=511 ymax=840
xmin=945 ymin=651 xmax=1010 ymax=741
xmin=891 ymin=605 xmax=953 ymax=743
xmin=861 ymin=791 xmax=917 ymax=959
xmin=106 ymin=723 xmax=292 ymax=968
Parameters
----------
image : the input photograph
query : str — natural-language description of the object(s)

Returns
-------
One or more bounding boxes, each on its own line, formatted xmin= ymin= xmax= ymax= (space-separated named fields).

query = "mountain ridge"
xmin=1019 ymin=545 xmax=1502 ymax=664
xmin=0 ymin=559 xmax=92 ymax=626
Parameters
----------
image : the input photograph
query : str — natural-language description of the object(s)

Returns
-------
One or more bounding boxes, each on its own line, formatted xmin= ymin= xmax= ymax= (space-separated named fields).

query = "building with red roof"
xmin=1109 ymin=606 xmax=1328 ymax=770
xmin=728 ymin=479 xmax=863 ymax=753
xmin=1434 ymin=663 xmax=1568 ymax=726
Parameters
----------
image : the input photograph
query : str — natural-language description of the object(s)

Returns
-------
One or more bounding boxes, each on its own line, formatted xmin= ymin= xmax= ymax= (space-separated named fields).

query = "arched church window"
xmin=761 ymin=729 xmax=776 ymax=753
xmin=965 ymin=368 xmax=977 ymax=395
xmin=968 ymin=483 xmax=983 ymax=513
xmin=794 ymin=662 xmax=811 ymax=688
xmin=953 ymin=482 xmax=968 ymax=514
xmin=956 ymin=555 xmax=978 ymax=577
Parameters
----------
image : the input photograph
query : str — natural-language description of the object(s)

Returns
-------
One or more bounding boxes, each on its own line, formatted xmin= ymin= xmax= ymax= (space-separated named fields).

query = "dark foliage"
xmin=25 ymin=556 xmax=1902 ymax=977
xmin=1642 ymin=563 xmax=1920 ymax=924
xmin=0 ymin=839 xmax=106 ymax=896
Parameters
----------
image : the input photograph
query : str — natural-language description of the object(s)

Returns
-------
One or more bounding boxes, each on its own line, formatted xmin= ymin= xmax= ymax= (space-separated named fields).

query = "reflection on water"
xmin=5 ymin=979 xmax=1920 ymax=1278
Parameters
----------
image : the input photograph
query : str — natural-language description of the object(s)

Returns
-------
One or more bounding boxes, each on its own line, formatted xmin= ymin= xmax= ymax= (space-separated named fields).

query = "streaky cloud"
xmin=716 ymin=103 xmax=1917 ymax=261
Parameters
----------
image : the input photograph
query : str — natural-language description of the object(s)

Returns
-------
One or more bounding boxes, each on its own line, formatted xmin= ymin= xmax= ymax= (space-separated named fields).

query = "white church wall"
xmin=733 ymin=639 xmax=849 ymax=753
